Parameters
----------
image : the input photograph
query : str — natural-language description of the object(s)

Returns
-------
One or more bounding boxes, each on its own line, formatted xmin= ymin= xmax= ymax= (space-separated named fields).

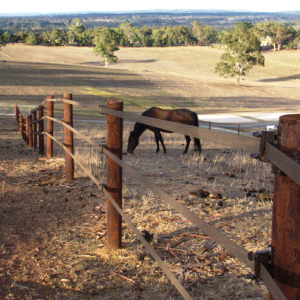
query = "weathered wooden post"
xmin=32 ymin=109 xmax=38 ymax=149
xmin=269 ymin=114 xmax=300 ymax=300
xmin=25 ymin=117 xmax=29 ymax=144
xmin=22 ymin=116 xmax=25 ymax=140
xmin=106 ymin=99 xmax=123 ymax=249
xmin=63 ymin=93 xmax=74 ymax=180
xmin=47 ymin=95 xmax=54 ymax=159
xmin=28 ymin=115 xmax=33 ymax=148
xmin=19 ymin=113 xmax=23 ymax=136
xmin=15 ymin=105 xmax=18 ymax=121
xmin=38 ymin=105 xmax=44 ymax=154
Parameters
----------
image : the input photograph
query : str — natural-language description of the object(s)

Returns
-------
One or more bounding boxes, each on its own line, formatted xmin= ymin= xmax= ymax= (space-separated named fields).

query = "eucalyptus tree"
xmin=191 ymin=21 xmax=218 ymax=45
xmin=93 ymin=28 xmax=120 ymax=67
xmin=215 ymin=23 xmax=265 ymax=85
xmin=254 ymin=21 xmax=297 ymax=51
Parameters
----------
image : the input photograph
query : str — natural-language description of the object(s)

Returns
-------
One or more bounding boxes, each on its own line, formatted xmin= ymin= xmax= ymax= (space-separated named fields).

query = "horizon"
xmin=1 ymin=0 xmax=300 ymax=16
xmin=1 ymin=8 xmax=300 ymax=18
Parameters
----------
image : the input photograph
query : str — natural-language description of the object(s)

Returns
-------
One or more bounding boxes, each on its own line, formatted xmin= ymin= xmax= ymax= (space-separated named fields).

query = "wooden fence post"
xmin=22 ymin=116 xmax=25 ymax=140
xmin=15 ymin=105 xmax=18 ymax=121
xmin=28 ymin=115 xmax=33 ymax=148
xmin=19 ymin=113 xmax=23 ymax=136
xmin=63 ymin=93 xmax=74 ymax=180
xmin=38 ymin=105 xmax=44 ymax=154
xmin=106 ymin=99 xmax=123 ymax=249
xmin=269 ymin=114 xmax=300 ymax=300
xmin=32 ymin=110 xmax=38 ymax=149
xmin=47 ymin=95 xmax=54 ymax=158
xmin=25 ymin=117 xmax=29 ymax=144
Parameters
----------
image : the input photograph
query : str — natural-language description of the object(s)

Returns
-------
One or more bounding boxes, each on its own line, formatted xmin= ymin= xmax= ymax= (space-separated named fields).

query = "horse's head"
xmin=127 ymin=131 xmax=139 ymax=154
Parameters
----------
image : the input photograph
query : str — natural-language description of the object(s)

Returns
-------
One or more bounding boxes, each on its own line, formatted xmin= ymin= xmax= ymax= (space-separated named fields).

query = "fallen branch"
xmin=111 ymin=271 xmax=136 ymax=283
xmin=178 ymin=261 xmax=212 ymax=269
xmin=170 ymin=236 xmax=193 ymax=248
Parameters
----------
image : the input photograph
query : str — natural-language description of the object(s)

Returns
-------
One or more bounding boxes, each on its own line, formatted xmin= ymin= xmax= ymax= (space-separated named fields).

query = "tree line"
xmin=1 ymin=18 xmax=299 ymax=50
xmin=0 ymin=19 xmax=220 ymax=47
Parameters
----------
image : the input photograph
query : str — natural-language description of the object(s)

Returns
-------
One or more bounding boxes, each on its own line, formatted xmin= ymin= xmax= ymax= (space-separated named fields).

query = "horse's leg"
xmin=154 ymin=132 xmax=160 ymax=153
xmin=158 ymin=132 xmax=167 ymax=153
xmin=183 ymin=135 xmax=191 ymax=154
xmin=194 ymin=138 xmax=201 ymax=153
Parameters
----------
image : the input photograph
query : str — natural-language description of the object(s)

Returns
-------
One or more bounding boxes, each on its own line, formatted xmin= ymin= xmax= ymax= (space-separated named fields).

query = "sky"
xmin=1 ymin=0 xmax=300 ymax=15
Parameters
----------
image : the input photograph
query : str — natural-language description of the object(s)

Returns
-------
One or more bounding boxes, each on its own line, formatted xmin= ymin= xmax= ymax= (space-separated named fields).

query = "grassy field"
xmin=1 ymin=44 xmax=300 ymax=115
xmin=0 ymin=44 xmax=299 ymax=300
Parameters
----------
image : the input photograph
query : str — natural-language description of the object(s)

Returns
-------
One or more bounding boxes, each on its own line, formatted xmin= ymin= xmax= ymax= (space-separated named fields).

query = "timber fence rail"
xmin=14 ymin=95 xmax=300 ymax=300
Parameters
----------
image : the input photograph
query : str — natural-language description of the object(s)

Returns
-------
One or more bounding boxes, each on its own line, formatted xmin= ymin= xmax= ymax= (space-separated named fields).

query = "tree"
xmin=191 ymin=21 xmax=218 ymax=45
xmin=291 ymin=36 xmax=300 ymax=49
xmin=49 ymin=29 xmax=67 ymax=46
xmin=152 ymin=28 xmax=167 ymax=46
xmin=136 ymin=26 xmax=153 ymax=47
xmin=215 ymin=23 xmax=265 ymax=85
xmin=70 ymin=18 xmax=85 ymax=34
xmin=25 ymin=32 xmax=38 ymax=45
xmin=0 ymin=35 xmax=5 ymax=50
xmin=93 ymin=28 xmax=119 ymax=67
xmin=3 ymin=31 xmax=12 ymax=43
xmin=254 ymin=21 xmax=296 ymax=51
xmin=119 ymin=23 xmax=138 ymax=46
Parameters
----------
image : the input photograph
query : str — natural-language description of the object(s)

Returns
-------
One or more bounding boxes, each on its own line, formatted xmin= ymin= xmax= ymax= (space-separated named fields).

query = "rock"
xmin=217 ymin=200 xmax=223 ymax=207
xmin=210 ymin=191 xmax=222 ymax=199
xmin=185 ymin=196 xmax=193 ymax=206
xmin=189 ymin=189 xmax=209 ymax=198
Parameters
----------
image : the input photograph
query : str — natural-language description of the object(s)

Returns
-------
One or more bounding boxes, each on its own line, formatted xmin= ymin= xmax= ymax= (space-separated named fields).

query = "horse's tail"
xmin=193 ymin=113 xmax=201 ymax=153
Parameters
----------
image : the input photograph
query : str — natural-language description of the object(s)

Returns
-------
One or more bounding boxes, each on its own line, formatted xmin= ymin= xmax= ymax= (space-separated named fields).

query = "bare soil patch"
xmin=1 ymin=115 xmax=273 ymax=299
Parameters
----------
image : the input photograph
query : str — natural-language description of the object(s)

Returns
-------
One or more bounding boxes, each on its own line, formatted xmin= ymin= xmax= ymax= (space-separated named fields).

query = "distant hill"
xmin=1 ymin=10 xmax=300 ymax=33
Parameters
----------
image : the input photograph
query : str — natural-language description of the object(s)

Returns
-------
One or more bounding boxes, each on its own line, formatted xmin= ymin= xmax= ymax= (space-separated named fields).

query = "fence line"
xmin=43 ymin=97 xmax=300 ymax=187
xmin=14 ymin=95 xmax=298 ymax=300
xmin=42 ymin=111 xmax=286 ymax=300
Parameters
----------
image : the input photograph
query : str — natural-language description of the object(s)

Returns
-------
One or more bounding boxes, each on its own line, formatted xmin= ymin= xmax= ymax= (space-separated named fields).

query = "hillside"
xmin=1 ymin=44 xmax=300 ymax=114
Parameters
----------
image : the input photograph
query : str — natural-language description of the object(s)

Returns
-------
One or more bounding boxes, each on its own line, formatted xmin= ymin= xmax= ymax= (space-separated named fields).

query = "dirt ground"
xmin=0 ymin=114 xmax=274 ymax=299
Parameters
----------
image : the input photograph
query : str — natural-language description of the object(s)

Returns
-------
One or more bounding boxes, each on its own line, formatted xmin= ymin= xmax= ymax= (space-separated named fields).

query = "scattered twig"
xmin=156 ymin=246 xmax=188 ymax=253
xmin=169 ymin=249 xmax=180 ymax=261
xmin=12 ymin=281 xmax=29 ymax=290
xmin=59 ymin=184 xmax=76 ymax=190
xmin=183 ymin=233 xmax=210 ymax=239
xmin=178 ymin=261 xmax=212 ymax=269
xmin=111 ymin=271 xmax=136 ymax=283
xmin=74 ymin=254 xmax=97 ymax=258
xmin=170 ymin=236 xmax=193 ymax=248
xmin=185 ymin=278 xmax=207 ymax=290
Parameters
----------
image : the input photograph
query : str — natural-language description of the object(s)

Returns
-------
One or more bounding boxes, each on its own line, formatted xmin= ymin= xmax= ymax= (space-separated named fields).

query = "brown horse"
xmin=127 ymin=107 xmax=201 ymax=154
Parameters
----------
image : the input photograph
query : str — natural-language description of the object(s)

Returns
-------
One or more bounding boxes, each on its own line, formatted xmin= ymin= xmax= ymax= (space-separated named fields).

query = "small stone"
xmin=217 ymin=200 xmax=223 ymax=207
xmin=210 ymin=191 xmax=222 ymax=199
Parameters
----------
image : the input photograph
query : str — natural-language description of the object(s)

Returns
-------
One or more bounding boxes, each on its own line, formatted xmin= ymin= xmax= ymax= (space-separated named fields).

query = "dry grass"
xmin=1 ymin=45 xmax=300 ymax=114
xmin=0 ymin=115 xmax=273 ymax=299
